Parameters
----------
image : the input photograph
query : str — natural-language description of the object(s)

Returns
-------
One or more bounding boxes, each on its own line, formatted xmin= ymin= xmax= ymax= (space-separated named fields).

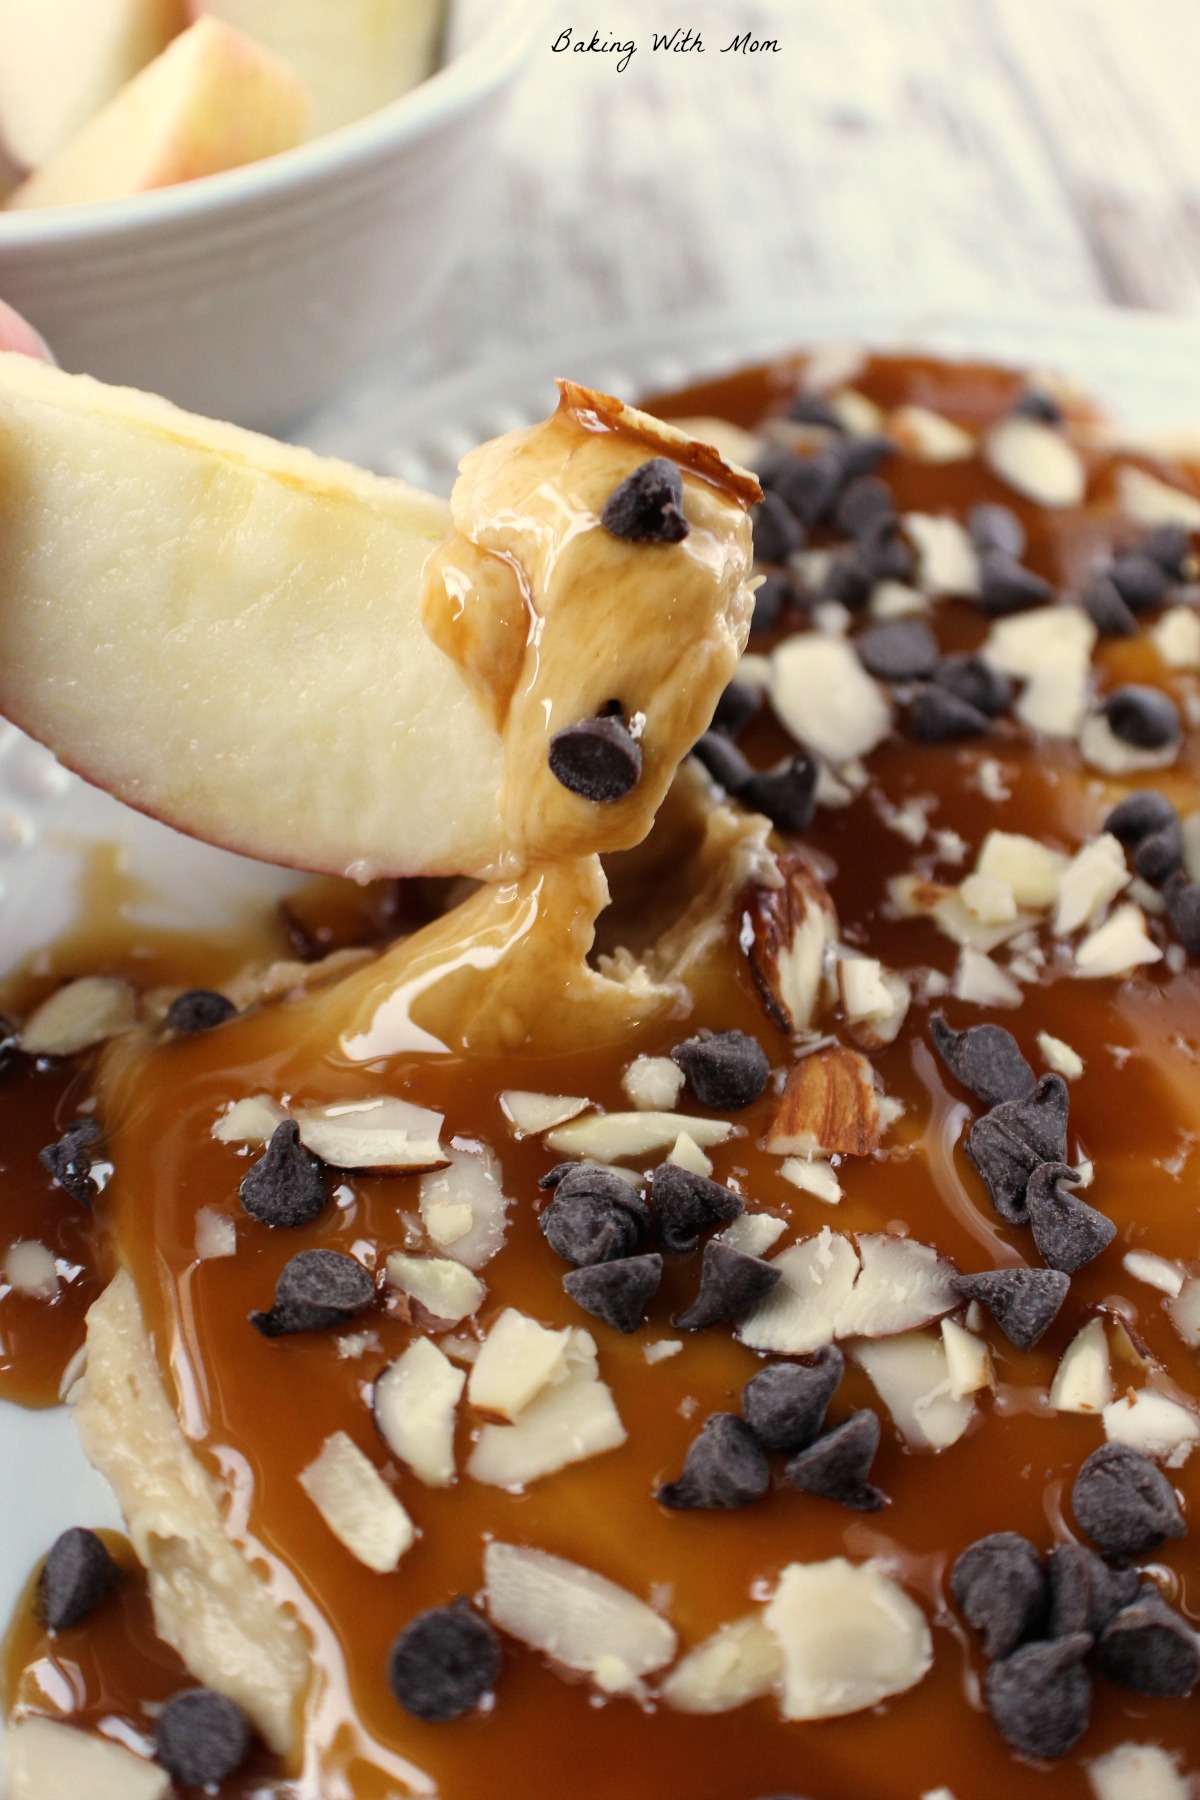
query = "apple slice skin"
xmin=0 ymin=356 xmax=756 ymax=880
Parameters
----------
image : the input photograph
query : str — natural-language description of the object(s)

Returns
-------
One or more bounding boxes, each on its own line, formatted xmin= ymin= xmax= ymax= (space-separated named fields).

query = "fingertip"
xmin=0 ymin=300 xmax=54 ymax=363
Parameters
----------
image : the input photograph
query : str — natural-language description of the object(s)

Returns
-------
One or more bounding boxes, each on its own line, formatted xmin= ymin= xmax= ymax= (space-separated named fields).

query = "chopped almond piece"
xmin=385 ymin=1253 xmax=484 ymax=1324
xmin=660 ymin=1614 xmax=783 ymax=1713
xmin=766 ymin=1047 xmax=880 ymax=1158
xmin=621 ymin=1056 xmax=685 ymax=1111
xmin=1049 ymin=1318 xmax=1112 ymax=1415
xmin=499 ymin=1091 xmax=590 ymax=1135
xmin=976 ymin=831 xmax=1067 ymax=910
xmin=741 ymin=853 xmax=836 ymax=1034
xmin=764 ymin=1559 xmax=932 ymax=1720
xmin=484 ymin=1542 xmax=676 ymax=1692
xmin=299 ymin=1431 xmax=414 ymax=1573
xmin=1075 ymin=905 xmax=1162 ymax=977
xmin=1103 ymin=1389 xmax=1200 ymax=1465
xmin=467 ymin=1310 xmax=571 ymax=1422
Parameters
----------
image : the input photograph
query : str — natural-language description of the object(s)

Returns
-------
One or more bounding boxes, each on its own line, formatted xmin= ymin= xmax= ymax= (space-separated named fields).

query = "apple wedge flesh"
xmin=0 ymin=355 xmax=756 ymax=878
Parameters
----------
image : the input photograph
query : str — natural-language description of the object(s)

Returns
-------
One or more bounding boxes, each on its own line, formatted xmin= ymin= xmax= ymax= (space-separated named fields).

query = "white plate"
xmin=6 ymin=301 xmax=1200 ymax=1771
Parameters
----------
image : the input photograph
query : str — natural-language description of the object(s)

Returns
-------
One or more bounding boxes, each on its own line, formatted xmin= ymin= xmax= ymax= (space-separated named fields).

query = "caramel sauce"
xmin=7 ymin=354 xmax=1200 ymax=1797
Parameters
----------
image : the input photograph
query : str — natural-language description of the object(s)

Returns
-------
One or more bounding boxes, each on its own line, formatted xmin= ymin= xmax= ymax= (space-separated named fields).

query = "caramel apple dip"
xmin=3 ymin=346 xmax=1200 ymax=1800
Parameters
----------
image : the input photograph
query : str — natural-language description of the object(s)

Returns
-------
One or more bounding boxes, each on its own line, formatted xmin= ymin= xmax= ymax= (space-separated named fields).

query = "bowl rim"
xmin=0 ymin=0 xmax=549 ymax=244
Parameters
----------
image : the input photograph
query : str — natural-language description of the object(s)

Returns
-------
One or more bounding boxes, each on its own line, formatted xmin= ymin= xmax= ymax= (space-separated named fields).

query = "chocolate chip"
xmin=950 ymin=1532 xmax=1047 ymax=1660
xmin=787 ymin=393 xmax=844 ymax=432
xmin=836 ymin=475 xmax=895 ymax=539
xmin=740 ymin=755 xmax=819 ymax=834
xmin=775 ymin=451 xmax=844 ymax=527
xmin=1143 ymin=522 xmax=1192 ymax=579
xmin=742 ymin=1347 xmax=845 ymax=1452
xmin=155 ymin=1688 xmax=252 ymax=1786
xmin=1082 ymin=572 xmax=1137 ymax=637
xmin=165 ymin=988 xmax=237 ymax=1035
xmin=239 ymin=1120 xmax=327 ymax=1229
xmin=563 ymin=1253 xmax=663 ymax=1333
xmin=1072 ymin=1443 xmax=1186 ymax=1557
xmin=906 ymin=686 xmax=991 ymax=743
xmin=984 ymin=1635 xmax=1092 ymax=1761
xmin=819 ymin=550 xmax=874 ymax=609
xmin=658 ymin=1413 xmax=770 ymax=1510
xmin=784 ymin=1409 xmax=886 ymax=1511
xmin=934 ymin=653 xmax=1012 ymax=719
xmin=856 ymin=618 xmax=940 ymax=682
xmin=929 ymin=1015 xmax=1036 ymax=1109
xmin=964 ymin=1074 xmax=1070 ymax=1224
xmin=537 ymin=1163 xmax=574 ymax=1189
xmin=548 ymin=713 xmax=643 ymax=804
xmin=1104 ymin=788 xmax=1178 ymax=846
xmin=37 ymin=1528 xmax=121 ymax=1630
xmin=752 ymin=492 xmax=805 ymax=565
xmin=1012 ymin=387 xmax=1064 ymax=425
xmin=388 ymin=1600 xmax=500 ymax=1722
xmin=540 ymin=1172 xmax=646 ymax=1268
xmin=38 ymin=1116 xmax=103 ymax=1208
xmin=553 ymin=1163 xmax=650 ymax=1229
xmin=1109 ymin=550 xmax=1170 ymax=614
xmin=969 ymin=502 xmax=1026 ymax=561
xmin=1094 ymin=1589 xmax=1200 ymax=1696
xmin=651 ymin=1163 xmax=743 ymax=1254
xmin=1101 ymin=685 xmax=1181 ymax=750
xmin=691 ymin=731 xmax=753 ymax=794
xmin=1046 ymin=1544 xmax=1139 ymax=1639
xmin=712 ymin=678 xmax=762 ymax=738
xmin=1134 ymin=821 xmax=1183 ymax=885
xmin=671 ymin=1030 xmax=769 ymax=1110
xmin=751 ymin=571 xmax=793 ymax=633
xmin=1026 ymin=1163 xmax=1115 ymax=1274
xmin=601 ymin=457 xmax=689 ymax=544
xmin=1165 ymin=871 xmax=1200 ymax=956
xmin=836 ymin=434 xmax=894 ymax=479
xmin=249 ymin=1248 xmax=375 ymax=1337
xmin=673 ymin=1240 xmax=781 ymax=1331
xmin=979 ymin=551 xmax=1054 ymax=617
xmin=955 ymin=1267 xmax=1070 ymax=1349
xmin=859 ymin=516 xmax=916 ymax=584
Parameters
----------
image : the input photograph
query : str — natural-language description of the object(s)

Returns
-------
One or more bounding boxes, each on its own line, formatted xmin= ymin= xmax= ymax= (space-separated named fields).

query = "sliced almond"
xmin=385 ymin=1253 xmax=484 ymax=1324
xmin=194 ymin=1208 xmax=236 ymax=1261
xmin=941 ymin=1318 xmax=993 ymax=1398
xmin=660 ymin=1614 xmax=783 ymax=1714
xmin=298 ymin=1431 xmax=414 ymax=1572
xmin=20 ymin=976 xmax=137 ymax=1057
xmin=770 ymin=634 xmax=892 ymax=764
xmin=741 ymin=853 xmax=836 ymax=1034
xmin=902 ymin=512 xmax=981 ymax=596
xmin=851 ymin=1331 xmax=975 ymax=1449
xmin=484 ymin=1542 xmax=676 ymax=1693
xmin=467 ymin=1310 xmax=571 ymax=1422
xmin=1079 ymin=711 xmax=1178 ymax=776
xmin=295 ymin=1097 xmax=447 ymax=1172
xmin=374 ymin=1337 xmax=465 ymax=1487
xmin=718 ymin=1212 xmax=788 ymax=1255
xmin=418 ymin=1146 xmax=511 ymax=1269
xmin=984 ymin=604 xmax=1096 ymax=681
xmin=1017 ymin=662 xmax=1091 ymax=739
xmin=1151 ymin=604 xmax=1200 ymax=671
xmin=984 ymin=415 xmax=1086 ymax=507
xmin=779 ymin=1157 xmax=843 ymax=1204
xmin=5 ymin=1717 xmax=170 ymax=1800
xmin=500 ymin=1091 xmax=590 ymax=1136
xmin=766 ymin=1047 xmax=880 ymax=1157
xmin=1168 ymin=1276 xmax=1200 ymax=1346
xmin=737 ymin=1228 xmax=861 ymax=1355
xmin=1038 ymin=1032 xmax=1084 ymax=1079
xmin=467 ymin=1332 xmax=625 ymax=1488
xmin=764 ymin=1558 xmax=932 ymax=1720
xmin=976 ymin=831 xmax=1067 ymax=911
xmin=1049 ymin=1319 xmax=1112 ymax=1414
xmin=1123 ymin=1251 xmax=1185 ymax=1298
xmin=889 ymin=405 xmax=974 ymax=463
xmin=212 ymin=1093 xmax=286 ymax=1144
xmin=869 ymin=581 xmax=928 ymax=621
xmin=1116 ymin=463 xmax=1200 ymax=529
xmin=544 ymin=1111 xmax=733 ymax=1161
xmin=1075 ymin=904 xmax=1162 ymax=977
xmin=1103 ymin=1389 xmax=1200 ymax=1465
xmin=835 ymin=1236 xmax=960 ymax=1341
xmin=3 ymin=1238 xmax=58 ymax=1298
xmin=960 ymin=873 xmax=1018 ymax=925
xmin=1089 ymin=1742 xmax=1191 ymax=1800
xmin=621 ymin=1056 xmax=686 ymax=1111
xmin=952 ymin=947 xmax=1023 ymax=1009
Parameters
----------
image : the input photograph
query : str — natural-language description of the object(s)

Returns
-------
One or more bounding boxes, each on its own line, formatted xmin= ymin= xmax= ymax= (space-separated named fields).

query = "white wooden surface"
xmin=312 ymin=0 xmax=1200 ymax=435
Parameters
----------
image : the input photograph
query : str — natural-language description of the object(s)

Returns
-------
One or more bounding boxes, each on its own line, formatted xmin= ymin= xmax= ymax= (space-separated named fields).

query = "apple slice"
xmin=0 ymin=0 xmax=185 ymax=171
xmin=7 ymin=19 xmax=309 ymax=211
xmin=0 ymin=356 xmax=755 ymax=879
xmin=191 ymin=0 xmax=444 ymax=137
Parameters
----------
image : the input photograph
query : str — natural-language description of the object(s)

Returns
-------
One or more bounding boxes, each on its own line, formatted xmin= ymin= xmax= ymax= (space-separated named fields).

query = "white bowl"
xmin=0 ymin=0 xmax=547 ymax=427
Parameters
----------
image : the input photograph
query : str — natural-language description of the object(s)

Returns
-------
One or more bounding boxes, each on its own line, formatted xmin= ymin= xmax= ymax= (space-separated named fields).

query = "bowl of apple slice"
xmin=0 ymin=0 xmax=547 ymax=427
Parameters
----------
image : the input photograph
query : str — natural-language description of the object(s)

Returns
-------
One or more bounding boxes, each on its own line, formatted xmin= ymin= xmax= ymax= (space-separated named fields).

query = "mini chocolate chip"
xmin=934 ymin=652 xmax=1012 ymax=719
xmin=651 ymin=1163 xmax=743 ymax=1254
xmin=784 ymin=1409 xmax=887 ymax=1511
xmin=155 ymin=1688 xmax=252 ymax=1786
xmin=1046 ymin=1544 xmax=1139 ymax=1639
xmin=950 ymin=1532 xmax=1047 ymax=1661
xmin=1143 ymin=522 xmax=1192 ymax=579
xmin=1094 ymin=1589 xmax=1200 ymax=1696
xmin=388 ymin=1600 xmax=500 ymax=1722
xmin=563 ymin=1253 xmax=663 ymax=1333
xmin=775 ymin=451 xmax=844 ymax=527
xmin=835 ymin=434 xmax=894 ymax=479
xmin=541 ymin=1193 xmax=641 ymax=1269
xmin=984 ymin=1635 xmax=1092 ymax=1761
xmin=859 ymin=516 xmax=916 ymax=584
xmin=929 ymin=1015 xmax=1036 ymax=1109
xmin=165 ymin=988 xmax=237 ymax=1034
xmin=601 ymin=457 xmax=689 ymax=544
xmin=1134 ymin=821 xmax=1184 ymax=885
xmin=979 ymin=551 xmax=1053 ymax=617
xmin=38 ymin=1528 xmax=121 ymax=1630
xmin=548 ymin=714 xmax=643 ymax=804
xmin=742 ymin=1348 xmax=845 ymax=1452
xmin=658 ymin=1412 xmax=770 ymax=1510
xmin=787 ymin=393 xmax=844 ymax=432
xmin=1072 ymin=1443 xmax=1187 ymax=1557
xmin=712 ymin=678 xmax=762 ymax=738
xmin=671 ymin=1030 xmax=769 ymax=1110
xmin=740 ymin=755 xmax=819 ymax=834
xmin=1102 ymin=684 xmax=1181 ymax=750
xmin=906 ymin=686 xmax=991 ymax=743
xmin=856 ymin=618 xmax=940 ymax=683
xmin=249 ymin=1248 xmax=374 ymax=1337
xmin=673 ymin=1240 xmax=781 ymax=1331
xmin=1012 ymin=387 xmax=1064 ymax=424
xmin=239 ymin=1120 xmax=327 ymax=1228
xmin=1082 ymin=572 xmax=1137 ymax=637
xmin=835 ymin=475 xmax=895 ymax=539
xmin=969 ymin=502 xmax=1027 ymax=561
xmin=691 ymin=731 xmax=753 ymax=794
xmin=752 ymin=492 xmax=805 ymax=565
xmin=1109 ymin=549 xmax=1170 ymax=613
xmin=38 ymin=1115 xmax=103 ymax=1208
xmin=1104 ymin=788 xmax=1179 ymax=846
xmin=955 ymin=1267 xmax=1070 ymax=1349
xmin=819 ymin=550 xmax=874 ymax=609
xmin=964 ymin=1073 xmax=1070 ymax=1224
xmin=1165 ymin=871 xmax=1200 ymax=956
xmin=1026 ymin=1162 xmax=1115 ymax=1274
